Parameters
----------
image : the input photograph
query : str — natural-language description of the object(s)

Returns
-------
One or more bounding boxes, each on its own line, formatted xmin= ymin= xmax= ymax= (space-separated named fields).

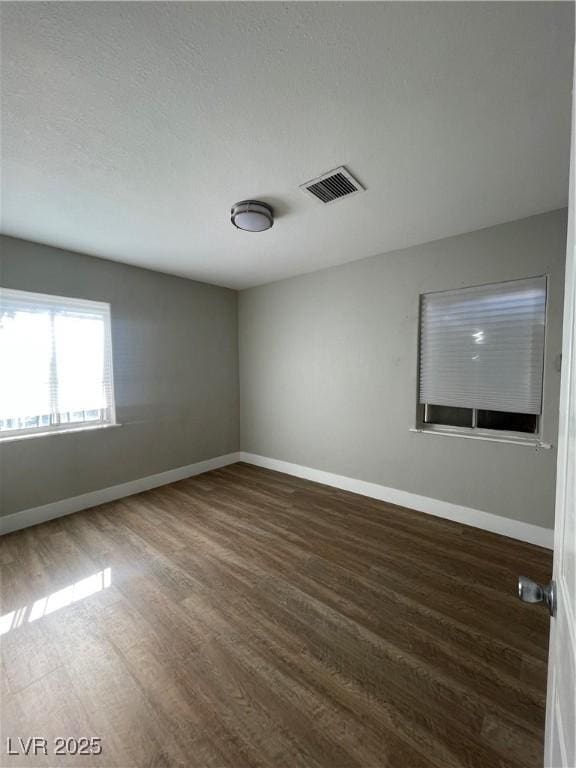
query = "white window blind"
xmin=419 ymin=277 xmax=547 ymax=415
xmin=0 ymin=288 xmax=116 ymax=436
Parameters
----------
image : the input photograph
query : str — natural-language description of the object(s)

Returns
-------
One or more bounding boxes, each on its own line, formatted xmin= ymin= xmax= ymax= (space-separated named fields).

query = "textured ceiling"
xmin=1 ymin=2 xmax=573 ymax=289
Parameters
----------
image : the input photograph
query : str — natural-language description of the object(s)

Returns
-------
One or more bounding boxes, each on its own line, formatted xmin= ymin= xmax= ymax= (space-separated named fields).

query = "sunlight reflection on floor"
xmin=0 ymin=567 xmax=112 ymax=635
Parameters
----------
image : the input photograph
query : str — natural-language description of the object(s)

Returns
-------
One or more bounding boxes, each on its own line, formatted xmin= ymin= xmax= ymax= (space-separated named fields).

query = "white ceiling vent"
xmin=300 ymin=166 xmax=364 ymax=204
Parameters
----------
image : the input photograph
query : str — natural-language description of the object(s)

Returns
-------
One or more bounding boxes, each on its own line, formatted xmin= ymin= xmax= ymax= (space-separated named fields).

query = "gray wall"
xmin=239 ymin=209 xmax=567 ymax=529
xmin=1 ymin=210 xmax=567 ymax=528
xmin=0 ymin=236 xmax=239 ymax=516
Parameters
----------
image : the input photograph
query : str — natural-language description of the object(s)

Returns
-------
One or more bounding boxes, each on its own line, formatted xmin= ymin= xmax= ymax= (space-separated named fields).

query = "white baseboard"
xmin=0 ymin=452 xmax=241 ymax=536
xmin=240 ymin=452 xmax=554 ymax=549
xmin=2 ymin=449 xmax=554 ymax=549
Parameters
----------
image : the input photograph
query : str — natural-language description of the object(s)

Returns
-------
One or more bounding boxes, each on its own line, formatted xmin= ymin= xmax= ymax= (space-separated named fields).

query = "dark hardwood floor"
xmin=0 ymin=463 xmax=552 ymax=768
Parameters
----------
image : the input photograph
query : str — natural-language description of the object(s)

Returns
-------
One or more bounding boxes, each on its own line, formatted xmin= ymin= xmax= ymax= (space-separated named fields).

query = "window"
xmin=418 ymin=277 xmax=546 ymax=440
xmin=0 ymin=288 xmax=116 ymax=439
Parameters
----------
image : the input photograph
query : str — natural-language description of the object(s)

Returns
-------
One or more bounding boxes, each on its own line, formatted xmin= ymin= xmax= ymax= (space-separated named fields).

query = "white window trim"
xmin=415 ymin=401 xmax=543 ymax=443
xmin=410 ymin=425 xmax=551 ymax=449
xmin=0 ymin=288 xmax=117 ymax=439
xmin=0 ymin=422 xmax=122 ymax=444
xmin=416 ymin=276 xmax=549 ymax=448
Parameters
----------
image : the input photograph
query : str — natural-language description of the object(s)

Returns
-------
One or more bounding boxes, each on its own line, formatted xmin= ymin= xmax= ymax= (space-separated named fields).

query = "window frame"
xmin=415 ymin=276 xmax=549 ymax=446
xmin=416 ymin=403 xmax=542 ymax=444
xmin=0 ymin=288 xmax=117 ymax=441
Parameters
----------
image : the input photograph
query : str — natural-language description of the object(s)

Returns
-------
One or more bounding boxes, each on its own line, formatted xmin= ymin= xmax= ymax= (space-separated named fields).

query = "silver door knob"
xmin=517 ymin=576 xmax=556 ymax=617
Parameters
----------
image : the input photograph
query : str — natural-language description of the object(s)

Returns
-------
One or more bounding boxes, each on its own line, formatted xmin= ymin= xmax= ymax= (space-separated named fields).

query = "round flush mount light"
xmin=230 ymin=200 xmax=274 ymax=232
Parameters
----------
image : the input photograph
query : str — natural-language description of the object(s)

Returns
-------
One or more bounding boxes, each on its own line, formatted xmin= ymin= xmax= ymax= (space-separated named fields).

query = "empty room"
xmin=0 ymin=2 xmax=575 ymax=767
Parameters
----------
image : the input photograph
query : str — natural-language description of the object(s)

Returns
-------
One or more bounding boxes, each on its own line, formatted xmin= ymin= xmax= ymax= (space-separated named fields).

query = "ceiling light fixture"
xmin=231 ymin=200 xmax=274 ymax=232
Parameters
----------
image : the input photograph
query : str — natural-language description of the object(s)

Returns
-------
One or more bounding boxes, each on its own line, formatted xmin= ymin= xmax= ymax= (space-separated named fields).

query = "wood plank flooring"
xmin=0 ymin=463 xmax=552 ymax=768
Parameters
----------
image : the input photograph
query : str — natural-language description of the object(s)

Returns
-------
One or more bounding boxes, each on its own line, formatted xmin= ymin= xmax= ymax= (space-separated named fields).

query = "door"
xmin=544 ymin=47 xmax=576 ymax=768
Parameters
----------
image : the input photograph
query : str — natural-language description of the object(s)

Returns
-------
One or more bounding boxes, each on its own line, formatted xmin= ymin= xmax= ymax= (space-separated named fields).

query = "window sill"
xmin=409 ymin=427 xmax=552 ymax=449
xmin=0 ymin=423 xmax=122 ymax=444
